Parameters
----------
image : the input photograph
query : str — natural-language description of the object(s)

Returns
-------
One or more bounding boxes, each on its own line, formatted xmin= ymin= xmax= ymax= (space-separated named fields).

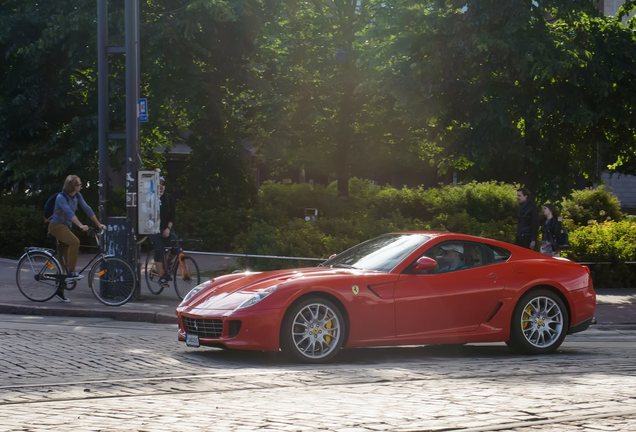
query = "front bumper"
xmin=176 ymin=307 xmax=284 ymax=351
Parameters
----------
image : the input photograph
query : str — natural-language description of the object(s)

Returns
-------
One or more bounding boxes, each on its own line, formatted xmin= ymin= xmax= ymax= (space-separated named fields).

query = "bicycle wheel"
xmin=173 ymin=255 xmax=201 ymax=300
xmin=144 ymin=250 xmax=164 ymax=295
xmin=16 ymin=251 xmax=61 ymax=302
xmin=88 ymin=257 xmax=136 ymax=306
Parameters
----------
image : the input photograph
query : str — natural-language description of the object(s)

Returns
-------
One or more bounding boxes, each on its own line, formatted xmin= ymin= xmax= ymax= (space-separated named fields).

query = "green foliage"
xmin=373 ymin=0 xmax=636 ymax=196
xmin=565 ymin=220 xmax=636 ymax=288
xmin=372 ymin=181 xmax=517 ymax=241
xmin=231 ymin=219 xmax=329 ymax=270
xmin=177 ymin=205 xmax=249 ymax=252
xmin=234 ymin=180 xmax=518 ymax=264
xmin=561 ymin=186 xmax=623 ymax=227
xmin=317 ymin=214 xmax=425 ymax=255
xmin=254 ymin=181 xmax=344 ymax=222
xmin=0 ymin=1 xmax=100 ymax=194
xmin=0 ymin=203 xmax=49 ymax=258
xmin=566 ymin=220 xmax=636 ymax=262
xmin=0 ymin=0 xmax=261 ymax=220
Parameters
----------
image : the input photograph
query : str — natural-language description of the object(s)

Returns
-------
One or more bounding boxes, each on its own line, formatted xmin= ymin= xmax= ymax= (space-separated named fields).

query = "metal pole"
xmin=97 ymin=0 xmax=108 ymax=222
xmin=125 ymin=0 xmax=141 ymax=294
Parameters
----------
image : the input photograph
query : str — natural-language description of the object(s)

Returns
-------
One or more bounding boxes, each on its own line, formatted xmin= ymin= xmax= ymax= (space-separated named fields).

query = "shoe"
xmin=159 ymin=274 xmax=172 ymax=283
xmin=54 ymin=293 xmax=70 ymax=303
xmin=66 ymin=272 xmax=83 ymax=281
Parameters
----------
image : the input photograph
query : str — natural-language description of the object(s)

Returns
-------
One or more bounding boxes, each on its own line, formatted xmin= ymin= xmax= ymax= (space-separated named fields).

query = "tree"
xmin=0 ymin=1 xmax=99 ymax=199
xmin=374 ymin=0 xmax=636 ymax=199
xmin=141 ymin=0 xmax=262 ymax=209
xmin=250 ymin=0 xmax=381 ymax=196
xmin=0 ymin=1 xmax=261 ymax=211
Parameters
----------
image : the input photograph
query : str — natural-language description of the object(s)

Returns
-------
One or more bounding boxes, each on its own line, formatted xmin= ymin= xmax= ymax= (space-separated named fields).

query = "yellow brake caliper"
xmin=324 ymin=319 xmax=333 ymax=345
xmin=522 ymin=305 xmax=534 ymax=329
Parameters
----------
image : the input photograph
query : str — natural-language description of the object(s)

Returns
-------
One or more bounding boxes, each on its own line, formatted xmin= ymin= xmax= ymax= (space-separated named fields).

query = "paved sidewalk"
xmin=0 ymin=255 xmax=635 ymax=327
xmin=0 ymin=253 xmax=236 ymax=324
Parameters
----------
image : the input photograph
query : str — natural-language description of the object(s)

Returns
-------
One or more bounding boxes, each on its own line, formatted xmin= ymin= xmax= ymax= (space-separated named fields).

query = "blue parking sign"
xmin=138 ymin=98 xmax=148 ymax=123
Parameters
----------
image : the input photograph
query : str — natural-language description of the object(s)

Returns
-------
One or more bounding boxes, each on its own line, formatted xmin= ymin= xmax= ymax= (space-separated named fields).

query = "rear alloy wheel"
xmin=509 ymin=289 xmax=569 ymax=354
xmin=281 ymin=297 xmax=345 ymax=363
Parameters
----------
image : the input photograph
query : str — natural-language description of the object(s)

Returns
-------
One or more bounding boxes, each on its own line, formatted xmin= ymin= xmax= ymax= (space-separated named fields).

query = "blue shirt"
xmin=49 ymin=192 xmax=95 ymax=227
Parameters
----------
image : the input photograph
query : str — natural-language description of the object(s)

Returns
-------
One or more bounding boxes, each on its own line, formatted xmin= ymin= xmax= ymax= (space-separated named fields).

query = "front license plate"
xmin=185 ymin=333 xmax=200 ymax=347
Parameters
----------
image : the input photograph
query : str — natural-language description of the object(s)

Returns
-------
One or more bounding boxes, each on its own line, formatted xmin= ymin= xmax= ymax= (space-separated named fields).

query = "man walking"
xmin=515 ymin=188 xmax=538 ymax=249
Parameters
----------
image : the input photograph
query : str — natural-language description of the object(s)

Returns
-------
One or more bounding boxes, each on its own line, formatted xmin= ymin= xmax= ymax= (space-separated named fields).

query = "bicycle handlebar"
xmin=85 ymin=227 xmax=104 ymax=248
xmin=86 ymin=227 xmax=104 ymax=236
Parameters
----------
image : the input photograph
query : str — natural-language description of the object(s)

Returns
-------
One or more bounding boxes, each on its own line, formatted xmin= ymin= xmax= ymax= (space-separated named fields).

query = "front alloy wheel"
xmin=281 ymin=297 xmax=345 ymax=363
xmin=510 ymin=289 xmax=569 ymax=354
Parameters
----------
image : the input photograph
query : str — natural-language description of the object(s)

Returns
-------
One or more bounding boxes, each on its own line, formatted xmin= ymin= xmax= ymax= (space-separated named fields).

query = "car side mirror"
xmin=412 ymin=256 xmax=438 ymax=273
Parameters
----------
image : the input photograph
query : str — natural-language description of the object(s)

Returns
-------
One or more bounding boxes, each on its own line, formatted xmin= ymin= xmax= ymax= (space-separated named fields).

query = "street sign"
xmin=138 ymin=97 xmax=148 ymax=123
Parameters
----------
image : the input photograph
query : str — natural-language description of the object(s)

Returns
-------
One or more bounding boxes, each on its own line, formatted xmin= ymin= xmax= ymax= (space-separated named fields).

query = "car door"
xmin=393 ymin=241 xmax=506 ymax=338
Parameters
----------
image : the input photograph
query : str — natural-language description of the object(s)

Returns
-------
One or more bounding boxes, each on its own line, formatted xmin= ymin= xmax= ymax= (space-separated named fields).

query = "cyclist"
xmin=150 ymin=176 xmax=176 ymax=286
xmin=48 ymin=174 xmax=106 ymax=302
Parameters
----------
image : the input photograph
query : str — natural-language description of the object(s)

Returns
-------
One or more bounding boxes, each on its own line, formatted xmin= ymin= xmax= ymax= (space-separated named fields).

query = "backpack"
xmin=43 ymin=192 xmax=69 ymax=223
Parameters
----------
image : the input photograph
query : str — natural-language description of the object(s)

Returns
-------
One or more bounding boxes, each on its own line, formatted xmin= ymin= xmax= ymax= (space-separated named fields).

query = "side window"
xmin=421 ymin=241 xmax=467 ymax=274
xmin=408 ymin=241 xmax=511 ymax=274
xmin=484 ymin=244 xmax=511 ymax=263
xmin=463 ymin=243 xmax=485 ymax=269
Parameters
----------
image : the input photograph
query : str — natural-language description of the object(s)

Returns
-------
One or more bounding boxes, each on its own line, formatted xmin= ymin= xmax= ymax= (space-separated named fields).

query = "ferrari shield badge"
xmin=352 ymin=285 xmax=360 ymax=296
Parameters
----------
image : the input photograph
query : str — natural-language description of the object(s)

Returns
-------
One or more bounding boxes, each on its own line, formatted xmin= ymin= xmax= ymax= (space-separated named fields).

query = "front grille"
xmin=183 ymin=317 xmax=223 ymax=338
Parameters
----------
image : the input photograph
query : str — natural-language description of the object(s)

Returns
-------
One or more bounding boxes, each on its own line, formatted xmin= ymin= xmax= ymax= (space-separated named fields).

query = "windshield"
xmin=320 ymin=234 xmax=431 ymax=272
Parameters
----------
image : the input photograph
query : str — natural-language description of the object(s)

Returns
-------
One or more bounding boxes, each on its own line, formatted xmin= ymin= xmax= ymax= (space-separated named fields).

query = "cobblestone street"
xmin=1 ymin=315 xmax=636 ymax=431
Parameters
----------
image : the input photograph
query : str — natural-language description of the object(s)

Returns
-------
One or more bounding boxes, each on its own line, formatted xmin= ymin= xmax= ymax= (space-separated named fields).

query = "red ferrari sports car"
xmin=176 ymin=232 xmax=596 ymax=363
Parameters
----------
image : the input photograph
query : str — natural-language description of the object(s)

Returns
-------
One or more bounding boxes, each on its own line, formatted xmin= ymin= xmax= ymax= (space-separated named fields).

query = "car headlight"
xmin=236 ymin=285 xmax=278 ymax=310
xmin=182 ymin=280 xmax=213 ymax=303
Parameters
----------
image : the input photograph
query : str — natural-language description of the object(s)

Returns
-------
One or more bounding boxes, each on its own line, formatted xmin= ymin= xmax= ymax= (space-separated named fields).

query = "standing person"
xmin=540 ymin=203 xmax=561 ymax=256
xmin=150 ymin=176 xmax=176 ymax=284
xmin=515 ymin=188 xmax=538 ymax=249
xmin=48 ymin=175 xmax=106 ymax=302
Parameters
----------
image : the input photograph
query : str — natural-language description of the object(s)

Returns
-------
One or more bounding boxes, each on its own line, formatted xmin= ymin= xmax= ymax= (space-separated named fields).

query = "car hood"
xmin=179 ymin=267 xmax=366 ymax=312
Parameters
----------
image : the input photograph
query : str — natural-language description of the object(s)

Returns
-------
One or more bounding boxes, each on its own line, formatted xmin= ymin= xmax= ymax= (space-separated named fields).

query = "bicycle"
xmin=144 ymin=238 xmax=201 ymax=300
xmin=16 ymin=228 xmax=136 ymax=306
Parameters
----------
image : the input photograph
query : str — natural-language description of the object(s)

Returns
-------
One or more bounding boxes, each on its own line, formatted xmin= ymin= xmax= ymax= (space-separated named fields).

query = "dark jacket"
xmin=159 ymin=192 xmax=175 ymax=231
xmin=516 ymin=201 xmax=538 ymax=245
xmin=542 ymin=217 xmax=561 ymax=252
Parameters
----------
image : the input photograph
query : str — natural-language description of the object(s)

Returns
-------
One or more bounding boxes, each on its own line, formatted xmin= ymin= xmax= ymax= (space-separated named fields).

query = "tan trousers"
xmin=48 ymin=223 xmax=80 ymax=272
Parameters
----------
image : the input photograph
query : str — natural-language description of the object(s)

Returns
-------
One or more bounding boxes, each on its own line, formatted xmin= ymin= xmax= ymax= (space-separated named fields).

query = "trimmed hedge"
xmin=561 ymin=186 xmax=623 ymax=227
xmin=0 ymin=203 xmax=50 ymax=258
xmin=563 ymin=220 xmax=636 ymax=288
xmin=2 ymin=181 xmax=635 ymax=287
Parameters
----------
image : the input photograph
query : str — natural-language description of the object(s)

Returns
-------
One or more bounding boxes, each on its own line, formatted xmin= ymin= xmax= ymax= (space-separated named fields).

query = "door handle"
xmin=487 ymin=272 xmax=497 ymax=279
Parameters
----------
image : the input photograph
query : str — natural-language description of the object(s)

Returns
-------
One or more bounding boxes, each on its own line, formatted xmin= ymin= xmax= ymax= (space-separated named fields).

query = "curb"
xmin=590 ymin=323 xmax=636 ymax=331
xmin=0 ymin=304 xmax=176 ymax=324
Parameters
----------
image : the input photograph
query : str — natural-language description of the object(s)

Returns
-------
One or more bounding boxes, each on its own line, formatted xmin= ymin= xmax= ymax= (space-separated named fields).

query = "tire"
xmin=16 ymin=251 xmax=61 ymax=302
xmin=88 ymin=257 xmax=136 ymax=306
xmin=144 ymin=251 xmax=165 ymax=295
xmin=280 ymin=297 xmax=346 ymax=363
xmin=173 ymin=255 xmax=201 ymax=300
xmin=509 ymin=289 xmax=569 ymax=354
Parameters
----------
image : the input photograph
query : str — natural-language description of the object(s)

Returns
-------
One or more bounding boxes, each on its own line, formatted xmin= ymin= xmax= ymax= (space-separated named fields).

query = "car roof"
xmin=390 ymin=231 xmax=533 ymax=255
